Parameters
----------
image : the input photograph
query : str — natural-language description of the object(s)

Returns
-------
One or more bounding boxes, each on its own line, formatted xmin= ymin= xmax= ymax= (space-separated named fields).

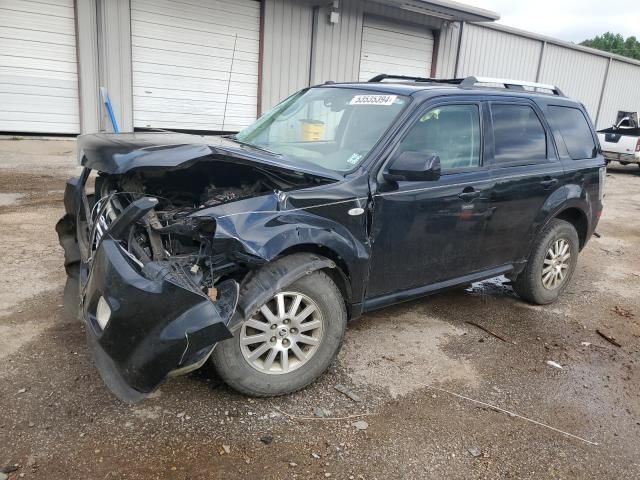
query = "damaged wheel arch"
xmin=233 ymin=252 xmax=339 ymax=329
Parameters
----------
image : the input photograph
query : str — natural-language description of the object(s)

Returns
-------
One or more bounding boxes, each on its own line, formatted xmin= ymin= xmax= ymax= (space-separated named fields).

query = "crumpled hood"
xmin=77 ymin=132 xmax=341 ymax=180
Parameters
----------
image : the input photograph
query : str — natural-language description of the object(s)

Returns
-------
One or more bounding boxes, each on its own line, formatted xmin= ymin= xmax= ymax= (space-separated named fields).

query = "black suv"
xmin=58 ymin=75 xmax=605 ymax=402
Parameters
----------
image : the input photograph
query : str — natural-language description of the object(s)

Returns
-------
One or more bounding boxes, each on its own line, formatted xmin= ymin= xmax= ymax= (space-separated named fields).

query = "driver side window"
xmin=398 ymin=104 xmax=481 ymax=170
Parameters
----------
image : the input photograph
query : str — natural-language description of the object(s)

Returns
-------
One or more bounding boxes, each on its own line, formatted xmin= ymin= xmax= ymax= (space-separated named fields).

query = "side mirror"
xmin=383 ymin=151 xmax=441 ymax=182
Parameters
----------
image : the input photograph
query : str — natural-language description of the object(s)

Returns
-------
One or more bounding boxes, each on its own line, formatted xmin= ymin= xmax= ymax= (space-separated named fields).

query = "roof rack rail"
xmin=459 ymin=76 xmax=565 ymax=96
xmin=368 ymin=74 xmax=565 ymax=96
xmin=368 ymin=74 xmax=434 ymax=83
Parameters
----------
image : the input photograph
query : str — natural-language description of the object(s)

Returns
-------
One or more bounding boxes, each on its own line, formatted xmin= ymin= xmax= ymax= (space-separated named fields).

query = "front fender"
xmin=218 ymin=213 xmax=366 ymax=260
xmin=213 ymin=208 xmax=369 ymax=302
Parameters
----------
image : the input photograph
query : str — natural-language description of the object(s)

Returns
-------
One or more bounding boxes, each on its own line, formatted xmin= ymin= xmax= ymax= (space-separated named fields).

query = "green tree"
xmin=581 ymin=33 xmax=640 ymax=60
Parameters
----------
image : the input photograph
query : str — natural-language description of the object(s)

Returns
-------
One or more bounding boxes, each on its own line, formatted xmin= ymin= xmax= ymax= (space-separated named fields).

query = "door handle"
xmin=459 ymin=187 xmax=481 ymax=202
xmin=540 ymin=177 xmax=558 ymax=189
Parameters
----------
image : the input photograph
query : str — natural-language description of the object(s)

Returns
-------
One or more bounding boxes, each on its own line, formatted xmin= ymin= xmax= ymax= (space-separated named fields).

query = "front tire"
xmin=513 ymin=219 xmax=579 ymax=305
xmin=211 ymin=270 xmax=347 ymax=397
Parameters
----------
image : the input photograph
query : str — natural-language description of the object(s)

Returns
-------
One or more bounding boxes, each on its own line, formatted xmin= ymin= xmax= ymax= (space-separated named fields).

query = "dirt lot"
xmin=1 ymin=137 xmax=639 ymax=479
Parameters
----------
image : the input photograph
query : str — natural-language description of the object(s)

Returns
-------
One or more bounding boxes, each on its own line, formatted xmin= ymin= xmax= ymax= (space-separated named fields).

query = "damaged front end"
xmin=56 ymin=134 xmax=342 ymax=402
xmin=57 ymin=162 xmax=279 ymax=402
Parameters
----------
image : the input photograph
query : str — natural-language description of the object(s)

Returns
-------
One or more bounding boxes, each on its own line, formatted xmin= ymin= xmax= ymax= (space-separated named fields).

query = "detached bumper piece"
xmin=83 ymin=239 xmax=238 ymax=403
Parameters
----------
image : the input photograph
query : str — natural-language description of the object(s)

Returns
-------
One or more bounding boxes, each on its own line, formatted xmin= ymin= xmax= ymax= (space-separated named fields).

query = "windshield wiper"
xmin=225 ymin=135 xmax=282 ymax=156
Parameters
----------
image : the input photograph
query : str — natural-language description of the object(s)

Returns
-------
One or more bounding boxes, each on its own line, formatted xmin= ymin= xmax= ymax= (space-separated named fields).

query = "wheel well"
xmin=276 ymin=244 xmax=352 ymax=305
xmin=554 ymin=208 xmax=588 ymax=249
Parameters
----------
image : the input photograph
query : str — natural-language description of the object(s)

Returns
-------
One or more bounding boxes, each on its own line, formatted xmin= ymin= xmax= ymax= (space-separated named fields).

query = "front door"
xmin=366 ymin=102 xmax=492 ymax=299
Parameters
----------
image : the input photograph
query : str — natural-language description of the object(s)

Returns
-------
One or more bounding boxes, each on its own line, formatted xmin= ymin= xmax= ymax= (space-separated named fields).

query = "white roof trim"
xmin=372 ymin=0 xmax=499 ymax=22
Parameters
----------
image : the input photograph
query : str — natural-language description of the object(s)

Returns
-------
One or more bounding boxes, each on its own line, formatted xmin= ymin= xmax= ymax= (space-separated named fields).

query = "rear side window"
xmin=547 ymin=106 xmax=597 ymax=159
xmin=491 ymin=104 xmax=547 ymax=165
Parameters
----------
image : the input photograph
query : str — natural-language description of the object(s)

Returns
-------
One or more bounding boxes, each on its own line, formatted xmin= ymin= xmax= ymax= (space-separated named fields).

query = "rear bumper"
xmin=603 ymin=151 xmax=640 ymax=163
xmin=82 ymin=239 xmax=237 ymax=403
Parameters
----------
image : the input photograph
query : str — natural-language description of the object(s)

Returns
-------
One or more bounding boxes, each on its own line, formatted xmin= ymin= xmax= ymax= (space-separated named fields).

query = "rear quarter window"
xmin=547 ymin=106 xmax=597 ymax=160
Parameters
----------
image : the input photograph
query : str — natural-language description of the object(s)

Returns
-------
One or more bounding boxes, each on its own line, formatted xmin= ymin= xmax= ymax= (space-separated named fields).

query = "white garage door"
xmin=359 ymin=16 xmax=434 ymax=82
xmin=131 ymin=0 xmax=260 ymax=132
xmin=0 ymin=0 xmax=79 ymax=134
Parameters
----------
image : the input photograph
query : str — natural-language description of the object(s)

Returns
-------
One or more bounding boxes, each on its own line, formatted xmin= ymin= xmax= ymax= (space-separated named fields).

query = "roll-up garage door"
xmin=0 ymin=0 xmax=79 ymax=134
xmin=359 ymin=16 xmax=434 ymax=82
xmin=131 ymin=0 xmax=260 ymax=132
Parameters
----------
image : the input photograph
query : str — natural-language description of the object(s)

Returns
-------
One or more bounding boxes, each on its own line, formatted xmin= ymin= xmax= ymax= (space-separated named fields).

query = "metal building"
xmin=1 ymin=0 xmax=639 ymax=136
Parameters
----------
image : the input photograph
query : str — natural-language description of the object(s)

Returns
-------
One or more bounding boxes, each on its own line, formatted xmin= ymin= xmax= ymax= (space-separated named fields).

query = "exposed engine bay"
xmin=88 ymin=159 xmax=316 ymax=298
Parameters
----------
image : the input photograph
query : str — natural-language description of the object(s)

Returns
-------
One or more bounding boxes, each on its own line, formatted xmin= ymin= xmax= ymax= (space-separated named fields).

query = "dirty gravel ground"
xmin=0 ymin=137 xmax=638 ymax=479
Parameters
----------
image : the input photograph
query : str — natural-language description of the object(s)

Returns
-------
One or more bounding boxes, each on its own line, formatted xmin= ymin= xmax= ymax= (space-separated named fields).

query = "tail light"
xmin=636 ymin=138 xmax=640 ymax=152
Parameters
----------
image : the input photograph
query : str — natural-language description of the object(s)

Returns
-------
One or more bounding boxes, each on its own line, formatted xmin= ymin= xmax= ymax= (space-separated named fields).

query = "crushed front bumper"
xmin=81 ymin=238 xmax=238 ymax=403
xmin=58 ymin=171 xmax=240 ymax=402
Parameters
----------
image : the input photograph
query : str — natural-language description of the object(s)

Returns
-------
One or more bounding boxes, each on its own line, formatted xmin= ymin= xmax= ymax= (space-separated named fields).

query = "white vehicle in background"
xmin=597 ymin=111 xmax=640 ymax=167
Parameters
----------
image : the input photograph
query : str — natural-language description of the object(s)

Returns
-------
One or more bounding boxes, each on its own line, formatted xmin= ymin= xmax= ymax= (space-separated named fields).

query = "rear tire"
xmin=513 ymin=219 xmax=579 ymax=305
xmin=211 ymin=269 xmax=347 ymax=397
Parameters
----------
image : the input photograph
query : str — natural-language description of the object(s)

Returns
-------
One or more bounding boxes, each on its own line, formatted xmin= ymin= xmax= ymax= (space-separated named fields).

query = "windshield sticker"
xmin=347 ymin=153 xmax=363 ymax=165
xmin=349 ymin=94 xmax=398 ymax=106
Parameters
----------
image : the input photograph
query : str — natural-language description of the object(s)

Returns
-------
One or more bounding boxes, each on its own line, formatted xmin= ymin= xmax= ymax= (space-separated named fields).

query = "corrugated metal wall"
xmin=435 ymin=22 xmax=460 ymax=78
xmin=75 ymin=0 xmax=101 ymax=134
xmin=261 ymin=0 xmax=313 ymax=111
xmin=599 ymin=60 xmax=640 ymax=129
xmin=309 ymin=0 xmax=364 ymax=85
xmin=263 ymin=0 xmax=442 ymax=111
xmin=452 ymin=23 xmax=640 ymax=128
xmin=538 ymin=44 xmax=609 ymax=118
xmin=97 ymin=0 xmax=133 ymax=132
xmin=457 ymin=23 xmax=541 ymax=80
xmin=70 ymin=0 xmax=640 ymax=133
xmin=160 ymin=0 xmax=640 ymax=130
xmin=135 ymin=0 xmax=640 ymax=133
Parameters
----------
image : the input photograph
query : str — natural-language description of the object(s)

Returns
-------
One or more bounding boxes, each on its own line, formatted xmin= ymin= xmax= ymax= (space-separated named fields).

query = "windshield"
xmin=235 ymin=87 xmax=408 ymax=172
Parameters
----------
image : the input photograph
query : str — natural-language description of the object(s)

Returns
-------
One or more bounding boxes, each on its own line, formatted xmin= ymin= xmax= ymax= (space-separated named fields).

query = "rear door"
xmin=481 ymin=99 xmax=565 ymax=268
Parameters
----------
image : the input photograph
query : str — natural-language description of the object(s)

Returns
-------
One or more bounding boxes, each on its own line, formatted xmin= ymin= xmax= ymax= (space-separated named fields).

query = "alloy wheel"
xmin=542 ymin=238 xmax=571 ymax=290
xmin=240 ymin=291 xmax=324 ymax=374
